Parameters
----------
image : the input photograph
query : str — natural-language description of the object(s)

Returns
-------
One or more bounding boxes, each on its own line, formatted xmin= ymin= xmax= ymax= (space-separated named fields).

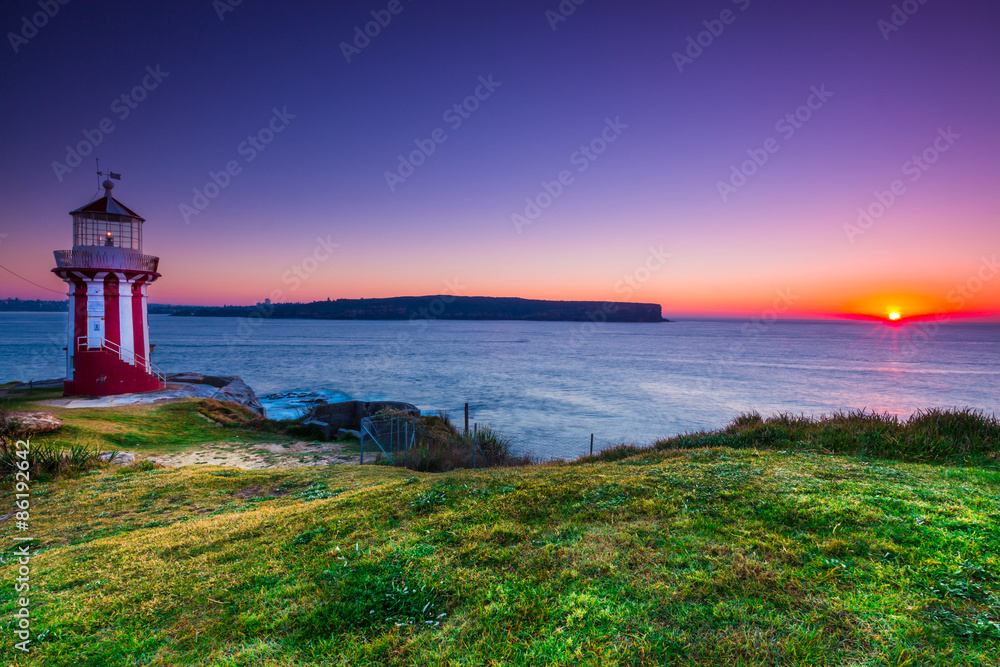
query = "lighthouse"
xmin=52 ymin=178 xmax=164 ymax=396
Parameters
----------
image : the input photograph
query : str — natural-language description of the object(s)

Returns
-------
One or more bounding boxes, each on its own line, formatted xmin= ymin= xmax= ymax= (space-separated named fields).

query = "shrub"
xmin=376 ymin=413 xmax=532 ymax=473
xmin=585 ymin=408 xmax=1000 ymax=466
xmin=471 ymin=426 xmax=510 ymax=462
xmin=904 ymin=408 xmax=1000 ymax=461
xmin=728 ymin=411 xmax=763 ymax=429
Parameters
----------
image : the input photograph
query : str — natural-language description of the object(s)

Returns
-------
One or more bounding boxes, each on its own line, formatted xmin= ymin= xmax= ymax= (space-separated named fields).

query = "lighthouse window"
xmin=73 ymin=215 xmax=142 ymax=250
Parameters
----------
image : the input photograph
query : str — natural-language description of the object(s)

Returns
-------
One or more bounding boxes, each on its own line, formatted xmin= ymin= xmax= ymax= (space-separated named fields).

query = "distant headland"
xmin=2 ymin=296 xmax=669 ymax=322
xmin=174 ymin=296 xmax=668 ymax=323
xmin=0 ymin=298 xmax=68 ymax=312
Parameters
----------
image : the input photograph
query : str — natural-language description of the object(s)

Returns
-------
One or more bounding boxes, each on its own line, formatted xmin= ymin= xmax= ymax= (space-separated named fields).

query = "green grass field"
xmin=2 ymin=388 xmax=304 ymax=456
xmin=1 ymin=398 xmax=998 ymax=666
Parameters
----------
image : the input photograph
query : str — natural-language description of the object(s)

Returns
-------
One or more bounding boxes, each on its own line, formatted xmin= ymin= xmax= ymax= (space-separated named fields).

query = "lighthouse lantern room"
xmin=52 ymin=178 xmax=164 ymax=396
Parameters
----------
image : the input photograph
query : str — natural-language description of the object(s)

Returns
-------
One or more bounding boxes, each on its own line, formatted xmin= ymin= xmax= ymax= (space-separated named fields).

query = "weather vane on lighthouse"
xmin=94 ymin=158 xmax=122 ymax=194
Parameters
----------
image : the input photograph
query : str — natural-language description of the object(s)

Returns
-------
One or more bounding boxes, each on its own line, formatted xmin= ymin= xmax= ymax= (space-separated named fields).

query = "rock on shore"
xmin=8 ymin=411 xmax=64 ymax=433
xmin=166 ymin=374 xmax=267 ymax=416
xmin=32 ymin=373 xmax=267 ymax=417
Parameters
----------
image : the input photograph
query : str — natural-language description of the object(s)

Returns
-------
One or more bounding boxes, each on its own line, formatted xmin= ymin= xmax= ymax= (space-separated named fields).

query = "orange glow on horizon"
xmin=837 ymin=292 xmax=945 ymax=323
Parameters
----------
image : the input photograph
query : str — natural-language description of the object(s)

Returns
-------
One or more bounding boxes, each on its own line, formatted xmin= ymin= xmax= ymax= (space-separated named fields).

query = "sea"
xmin=2 ymin=313 xmax=998 ymax=460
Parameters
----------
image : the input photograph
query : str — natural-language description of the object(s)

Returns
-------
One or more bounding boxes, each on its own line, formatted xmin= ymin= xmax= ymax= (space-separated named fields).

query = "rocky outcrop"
xmin=168 ymin=373 xmax=231 ymax=389
xmin=98 ymin=451 xmax=135 ymax=465
xmin=166 ymin=373 xmax=267 ymax=417
xmin=211 ymin=378 xmax=266 ymax=417
xmin=304 ymin=401 xmax=420 ymax=439
xmin=9 ymin=411 xmax=64 ymax=433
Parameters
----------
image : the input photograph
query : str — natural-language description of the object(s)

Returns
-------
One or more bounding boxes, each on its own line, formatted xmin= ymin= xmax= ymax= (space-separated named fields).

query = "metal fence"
xmin=360 ymin=414 xmax=416 ymax=465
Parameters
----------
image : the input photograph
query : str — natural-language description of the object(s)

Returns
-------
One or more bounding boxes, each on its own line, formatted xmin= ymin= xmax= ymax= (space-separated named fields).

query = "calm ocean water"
xmin=2 ymin=313 xmax=998 ymax=459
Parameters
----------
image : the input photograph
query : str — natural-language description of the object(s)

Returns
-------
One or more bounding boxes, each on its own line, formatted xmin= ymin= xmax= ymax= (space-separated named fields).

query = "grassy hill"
xmin=1 ymin=397 xmax=998 ymax=666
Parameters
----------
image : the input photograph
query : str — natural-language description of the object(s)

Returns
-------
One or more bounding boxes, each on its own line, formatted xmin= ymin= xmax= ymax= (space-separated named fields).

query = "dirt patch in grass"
xmin=149 ymin=441 xmax=361 ymax=470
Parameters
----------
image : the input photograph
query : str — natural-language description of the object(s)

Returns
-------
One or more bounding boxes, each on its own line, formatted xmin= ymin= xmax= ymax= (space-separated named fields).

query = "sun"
xmin=889 ymin=312 xmax=901 ymax=321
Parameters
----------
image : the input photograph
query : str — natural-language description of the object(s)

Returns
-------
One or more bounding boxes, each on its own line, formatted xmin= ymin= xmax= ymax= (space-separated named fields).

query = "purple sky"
xmin=1 ymin=0 xmax=998 ymax=318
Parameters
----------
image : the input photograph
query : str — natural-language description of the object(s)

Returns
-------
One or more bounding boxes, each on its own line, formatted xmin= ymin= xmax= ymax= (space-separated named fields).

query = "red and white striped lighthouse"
xmin=52 ymin=179 xmax=164 ymax=396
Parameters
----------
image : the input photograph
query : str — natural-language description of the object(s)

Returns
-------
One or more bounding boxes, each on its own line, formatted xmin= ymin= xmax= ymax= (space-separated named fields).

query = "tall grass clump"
xmin=583 ymin=407 xmax=999 ymax=466
xmin=716 ymin=407 xmax=999 ymax=463
xmin=0 ymin=400 xmax=100 ymax=478
xmin=392 ymin=413 xmax=532 ymax=473
xmin=904 ymin=408 xmax=1000 ymax=461
xmin=0 ymin=401 xmax=27 ymax=477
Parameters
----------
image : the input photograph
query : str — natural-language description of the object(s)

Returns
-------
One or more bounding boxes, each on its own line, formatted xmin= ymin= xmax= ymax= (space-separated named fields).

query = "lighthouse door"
xmin=88 ymin=319 xmax=104 ymax=349
xmin=86 ymin=284 xmax=106 ymax=349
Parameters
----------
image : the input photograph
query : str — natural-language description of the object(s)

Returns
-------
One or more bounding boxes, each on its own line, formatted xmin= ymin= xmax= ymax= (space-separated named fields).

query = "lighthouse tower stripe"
xmin=132 ymin=282 xmax=147 ymax=369
xmin=140 ymin=282 xmax=151 ymax=364
xmin=73 ymin=280 xmax=87 ymax=353
xmin=105 ymin=276 xmax=121 ymax=352
xmin=118 ymin=276 xmax=135 ymax=364
xmin=67 ymin=288 xmax=76 ymax=380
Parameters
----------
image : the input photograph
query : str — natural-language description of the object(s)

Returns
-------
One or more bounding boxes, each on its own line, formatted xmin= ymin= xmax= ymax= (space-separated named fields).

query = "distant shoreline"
xmin=1 ymin=296 xmax=668 ymax=323
xmin=170 ymin=296 xmax=668 ymax=324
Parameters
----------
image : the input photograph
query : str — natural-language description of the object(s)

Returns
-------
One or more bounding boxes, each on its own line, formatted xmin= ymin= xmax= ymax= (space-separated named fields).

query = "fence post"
xmin=590 ymin=433 xmax=594 ymax=457
xmin=464 ymin=403 xmax=469 ymax=435
xmin=360 ymin=429 xmax=364 ymax=465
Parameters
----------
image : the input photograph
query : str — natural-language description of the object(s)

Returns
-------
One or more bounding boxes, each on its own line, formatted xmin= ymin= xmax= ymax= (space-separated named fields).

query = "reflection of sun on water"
xmin=853 ymin=308 xmax=945 ymax=363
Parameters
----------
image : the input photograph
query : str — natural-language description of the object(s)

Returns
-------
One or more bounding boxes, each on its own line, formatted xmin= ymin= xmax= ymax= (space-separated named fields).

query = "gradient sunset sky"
xmin=1 ymin=0 xmax=998 ymax=319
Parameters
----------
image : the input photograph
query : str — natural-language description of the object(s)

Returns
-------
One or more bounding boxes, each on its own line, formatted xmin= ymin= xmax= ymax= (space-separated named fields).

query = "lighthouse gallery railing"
xmin=76 ymin=336 xmax=167 ymax=384
xmin=54 ymin=247 xmax=159 ymax=273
